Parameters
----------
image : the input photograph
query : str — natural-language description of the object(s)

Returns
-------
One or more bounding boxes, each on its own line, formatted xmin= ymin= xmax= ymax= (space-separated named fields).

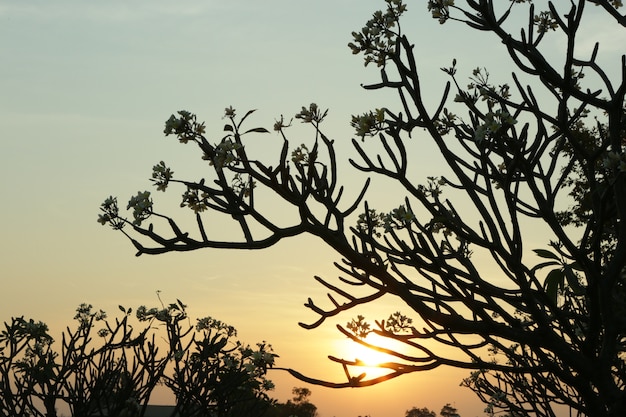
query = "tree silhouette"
xmin=405 ymin=407 xmax=436 ymax=417
xmin=100 ymin=1 xmax=626 ymax=416
xmin=265 ymin=387 xmax=318 ymax=417
xmin=0 ymin=299 xmax=276 ymax=417
xmin=439 ymin=403 xmax=460 ymax=417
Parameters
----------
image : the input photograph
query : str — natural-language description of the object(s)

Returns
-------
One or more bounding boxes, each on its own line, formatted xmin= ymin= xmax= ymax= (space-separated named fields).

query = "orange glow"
xmin=334 ymin=332 xmax=408 ymax=380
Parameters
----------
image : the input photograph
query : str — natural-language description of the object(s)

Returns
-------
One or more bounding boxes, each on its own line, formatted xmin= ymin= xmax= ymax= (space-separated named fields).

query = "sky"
xmin=1 ymin=1 xmax=624 ymax=416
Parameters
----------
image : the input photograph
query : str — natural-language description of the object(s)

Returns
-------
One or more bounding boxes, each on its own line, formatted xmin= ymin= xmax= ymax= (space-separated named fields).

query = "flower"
xmin=151 ymin=161 xmax=174 ymax=192
xmin=98 ymin=196 xmax=125 ymax=229
xmin=348 ymin=0 xmax=407 ymax=66
xmin=224 ymin=106 xmax=236 ymax=118
xmin=127 ymin=191 xmax=153 ymax=226
xmin=474 ymin=110 xmax=517 ymax=143
xmin=351 ymin=108 xmax=386 ymax=138
xmin=295 ymin=103 xmax=328 ymax=124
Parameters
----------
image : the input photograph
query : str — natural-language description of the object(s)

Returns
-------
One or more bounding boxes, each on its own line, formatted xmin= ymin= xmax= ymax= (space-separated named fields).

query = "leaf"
xmin=531 ymin=260 xmax=561 ymax=273
xmin=119 ymin=305 xmax=126 ymax=313
xmin=533 ymin=249 xmax=560 ymax=260
xmin=244 ymin=127 xmax=270 ymax=134
xmin=543 ymin=269 xmax=564 ymax=303
xmin=569 ymin=261 xmax=584 ymax=271
xmin=564 ymin=264 xmax=585 ymax=295
xmin=224 ymin=124 xmax=233 ymax=132
xmin=238 ymin=109 xmax=257 ymax=128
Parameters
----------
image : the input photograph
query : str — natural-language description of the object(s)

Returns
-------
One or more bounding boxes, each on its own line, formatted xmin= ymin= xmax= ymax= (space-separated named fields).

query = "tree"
xmin=99 ymin=1 xmax=626 ymax=416
xmin=405 ymin=404 xmax=460 ymax=417
xmin=0 ymin=298 xmax=276 ymax=417
xmin=405 ymin=407 xmax=436 ymax=417
xmin=439 ymin=404 xmax=460 ymax=417
xmin=266 ymin=387 xmax=318 ymax=417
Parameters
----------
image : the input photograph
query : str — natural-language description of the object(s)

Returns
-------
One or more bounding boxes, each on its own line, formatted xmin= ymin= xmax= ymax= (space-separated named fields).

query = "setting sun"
xmin=334 ymin=332 xmax=410 ymax=380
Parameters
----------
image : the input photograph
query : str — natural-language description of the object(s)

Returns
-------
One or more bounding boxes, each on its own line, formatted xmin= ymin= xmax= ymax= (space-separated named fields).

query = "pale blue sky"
xmin=1 ymin=1 xmax=624 ymax=416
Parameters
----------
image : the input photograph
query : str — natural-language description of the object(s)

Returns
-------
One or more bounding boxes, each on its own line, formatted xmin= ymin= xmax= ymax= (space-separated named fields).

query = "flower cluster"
xmin=235 ymin=341 xmax=278 ymax=383
xmin=196 ymin=316 xmax=237 ymax=337
xmin=97 ymin=196 xmax=124 ymax=230
xmin=534 ymin=10 xmax=558 ymax=33
xmin=384 ymin=311 xmax=413 ymax=333
xmin=474 ymin=110 xmax=518 ymax=143
xmin=180 ymin=187 xmax=209 ymax=213
xmin=356 ymin=204 xmax=416 ymax=236
xmin=295 ymin=103 xmax=328 ymax=124
xmin=224 ymin=105 xmax=236 ymax=119
xmin=351 ymin=108 xmax=386 ymax=138
xmin=273 ymin=115 xmax=292 ymax=132
xmin=291 ymin=143 xmax=312 ymax=165
xmin=136 ymin=299 xmax=187 ymax=324
xmin=434 ymin=108 xmax=458 ymax=135
xmin=164 ymin=110 xmax=206 ymax=144
xmin=74 ymin=303 xmax=107 ymax=332
xmin=418 ymin=176 xmax=446 ymax=199
xmin=211 ymin=138 xmax=242 ymax=168
xmin=467 ymin=67 xmax=511 ymax=106
xmin=347 ymin=315 xmax=371 ymax=339
xmin=348 ymin=0 xmax=406 ymax=66
xmin=127 ymin=191 xmax=153 ymax=226
xmin=4 ymin=318 xmax=53 ymax=346
xmin=247 ymin=342 xmax=278 ymax=373
xmin=427 ymin=0 xmax=454 ymax=24
xmin=151 ymin=161 xmax=174 ymax=192
xmin=356 ymin=209 xmax=387 ymax=237
xmin=385 ymin=205 xmax=416 ymax=231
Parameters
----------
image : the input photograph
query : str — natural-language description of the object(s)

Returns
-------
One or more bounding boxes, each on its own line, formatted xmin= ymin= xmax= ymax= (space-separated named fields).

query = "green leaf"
xmin=533 ymin=249 xmax=560 ymax=260
xmin=224 ymin=124 xmax=234 ymax=132
xmin=119 ymin=305 xmax=126 ymax=313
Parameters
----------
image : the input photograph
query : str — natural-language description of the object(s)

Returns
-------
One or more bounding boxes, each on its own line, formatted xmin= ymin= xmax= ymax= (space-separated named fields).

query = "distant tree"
xmin=405 ymin=407 xmax=436 ymax=417
xmin=440 ymin=403 xmax=460 ymax=417
xmin=99 ymin=0 xmax=626 ymax=416
xmin=266 ymin=386 xmax=318 ymax=417
xmin=0 ymin=298 xmax=276 ymax=417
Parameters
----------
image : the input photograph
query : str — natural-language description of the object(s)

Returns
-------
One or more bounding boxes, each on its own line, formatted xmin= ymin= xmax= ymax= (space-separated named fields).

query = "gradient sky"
xmin=1 ymin=1 xmax=624 ymax=416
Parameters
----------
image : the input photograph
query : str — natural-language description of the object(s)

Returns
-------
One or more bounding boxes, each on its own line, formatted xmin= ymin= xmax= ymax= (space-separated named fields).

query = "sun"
xmin=335 ymin=333 xmax=405 ymax=379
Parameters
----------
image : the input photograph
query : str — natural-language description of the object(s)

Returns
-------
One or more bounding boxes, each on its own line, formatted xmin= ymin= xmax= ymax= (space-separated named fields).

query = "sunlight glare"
xmin=335 ymin=332 xmax=407 ymax=380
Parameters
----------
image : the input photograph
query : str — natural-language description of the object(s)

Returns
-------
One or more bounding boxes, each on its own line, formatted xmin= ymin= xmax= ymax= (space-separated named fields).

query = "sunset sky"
xmin=1 ymin=1 xmax=624 ymax=416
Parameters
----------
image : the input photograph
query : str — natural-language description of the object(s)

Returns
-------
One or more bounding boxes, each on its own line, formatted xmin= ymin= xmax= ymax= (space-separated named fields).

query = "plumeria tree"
xmin=163 ymin=314 xmax=277 ymax=417
xmin=0 ymin=298 xmax=276 ymax=417
xmin=99 ymin=0 xmax=626 ymax=416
